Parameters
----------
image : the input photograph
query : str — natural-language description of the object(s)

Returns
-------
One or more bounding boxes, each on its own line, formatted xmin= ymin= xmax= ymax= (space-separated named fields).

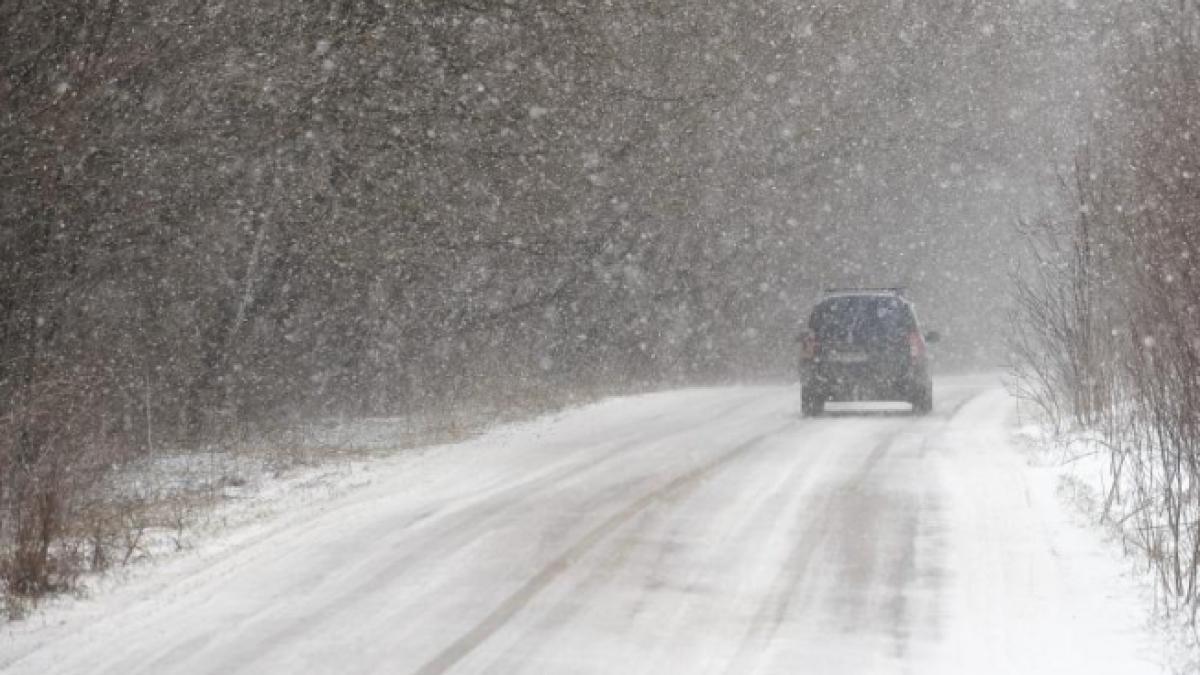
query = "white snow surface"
xmin=0 ymin=375 xmax=1168 ymax=674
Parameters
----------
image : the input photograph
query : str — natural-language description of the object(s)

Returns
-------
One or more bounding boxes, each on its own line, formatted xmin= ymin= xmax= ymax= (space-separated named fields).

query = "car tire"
xmin=802 ymin=386 xmax=825 ymax=417
xmin=911 ymin=384 xmax=933 ymax=415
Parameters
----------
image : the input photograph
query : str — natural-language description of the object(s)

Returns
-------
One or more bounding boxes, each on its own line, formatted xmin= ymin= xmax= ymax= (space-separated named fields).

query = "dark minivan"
xmin=798 ymin=289 xmax=938 ymax=416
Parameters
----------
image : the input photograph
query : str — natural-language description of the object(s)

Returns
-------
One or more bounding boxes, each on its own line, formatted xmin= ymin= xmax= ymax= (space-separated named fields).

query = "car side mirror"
xmin=925 ymin=331 xmax=941 ymax=344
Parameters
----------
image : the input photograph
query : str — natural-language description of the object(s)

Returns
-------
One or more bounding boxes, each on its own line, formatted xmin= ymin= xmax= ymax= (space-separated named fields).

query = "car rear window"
xmin=809 ymin=295 xmax=914 ymax=344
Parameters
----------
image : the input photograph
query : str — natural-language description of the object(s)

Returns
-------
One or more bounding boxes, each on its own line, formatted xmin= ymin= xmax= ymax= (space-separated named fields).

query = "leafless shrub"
xmin=0 ymin=372 xmax=128 ymax=605
xmin=1008 ymin=152 xmax=1126 ymax=433
xmin=1011 ymin=0 xmax=1200 ymax=616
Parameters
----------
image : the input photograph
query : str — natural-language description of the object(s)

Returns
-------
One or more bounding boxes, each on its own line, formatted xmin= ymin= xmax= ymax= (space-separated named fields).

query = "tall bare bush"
xmin=1011 ymin=0 xmax=1200 ymax=613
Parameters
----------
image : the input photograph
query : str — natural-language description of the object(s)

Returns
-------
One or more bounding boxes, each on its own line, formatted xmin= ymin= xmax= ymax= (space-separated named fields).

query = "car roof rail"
xmin=823 ymin=286 xmax=907 ymax=296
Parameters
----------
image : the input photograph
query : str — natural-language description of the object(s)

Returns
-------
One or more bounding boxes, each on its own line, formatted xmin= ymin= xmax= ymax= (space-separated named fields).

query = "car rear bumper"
xmin=802 ymin=360 xmax=928 ymax=401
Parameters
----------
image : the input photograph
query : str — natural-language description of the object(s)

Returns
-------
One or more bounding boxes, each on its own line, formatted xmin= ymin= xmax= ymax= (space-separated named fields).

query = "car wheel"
xmin=802 ymin=386 xmax=825 ymax=417
xmin=912 ymin=385 xmax=933 ymax=415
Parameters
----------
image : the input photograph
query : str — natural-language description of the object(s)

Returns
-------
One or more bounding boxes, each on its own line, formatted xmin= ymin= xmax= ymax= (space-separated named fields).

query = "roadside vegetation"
xmin=1009 ymin=1 xmax=1200 ymax=619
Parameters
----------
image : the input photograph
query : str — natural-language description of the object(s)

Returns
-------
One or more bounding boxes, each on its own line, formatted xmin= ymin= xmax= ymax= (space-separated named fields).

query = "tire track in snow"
xmin=478 ymin=411 xmax=864 ymax=670
xmin=724 ymin=434 xmax=896 ymax=674
xmin=411 ymin=421 xmax=797 ymax=675
xmin=723 ymin=385 xmax=985 ymax=673
xmin=182 ymin=392 xmax=778 ymax=675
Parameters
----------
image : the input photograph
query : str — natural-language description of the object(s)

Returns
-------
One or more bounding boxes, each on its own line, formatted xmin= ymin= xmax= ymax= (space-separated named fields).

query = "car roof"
xmin=819 ymin=291 xmax=912 ymax=305
xmin=809 ymin=292 xmax=919 ymax=325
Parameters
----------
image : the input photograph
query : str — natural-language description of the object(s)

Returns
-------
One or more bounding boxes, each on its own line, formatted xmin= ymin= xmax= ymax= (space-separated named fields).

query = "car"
xmin=797 ymin=288 xmax=939 ymax=416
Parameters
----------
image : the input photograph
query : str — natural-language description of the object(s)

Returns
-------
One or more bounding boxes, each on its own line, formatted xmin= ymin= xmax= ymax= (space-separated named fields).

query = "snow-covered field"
xmin=0 ymin=375 xmax=1171 ymax=673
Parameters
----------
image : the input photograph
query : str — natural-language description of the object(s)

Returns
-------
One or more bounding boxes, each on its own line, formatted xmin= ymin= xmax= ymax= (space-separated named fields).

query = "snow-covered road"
xmin=0 ymin=376 xmax=1163 ymax=674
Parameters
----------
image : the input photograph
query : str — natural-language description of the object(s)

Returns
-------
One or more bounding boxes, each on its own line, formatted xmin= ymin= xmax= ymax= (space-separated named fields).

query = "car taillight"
xmin=908 ymin=330 xmax=925 ymax=360
xmin=802 ymin=334 xmax=820 ymax=360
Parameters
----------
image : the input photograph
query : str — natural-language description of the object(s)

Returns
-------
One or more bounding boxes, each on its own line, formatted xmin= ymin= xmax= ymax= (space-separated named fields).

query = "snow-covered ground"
xmin=0 ymin=375 xmax=1170 ymax=673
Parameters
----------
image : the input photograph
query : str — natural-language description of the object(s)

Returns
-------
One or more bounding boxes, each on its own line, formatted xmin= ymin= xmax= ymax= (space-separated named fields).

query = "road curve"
xmin=0 ymin=376 xmax=1161 ymax=674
